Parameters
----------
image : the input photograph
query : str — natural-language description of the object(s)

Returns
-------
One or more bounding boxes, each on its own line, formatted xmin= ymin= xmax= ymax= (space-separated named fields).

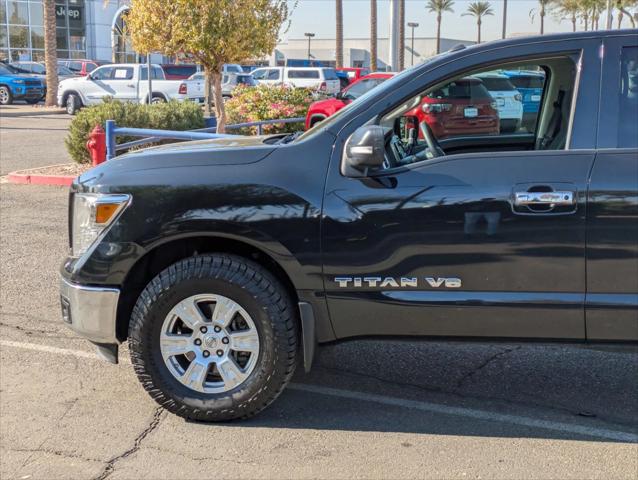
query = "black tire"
xmin=0 ymin=85 xmax=13 ymax=105
xmin=65 ymin=93 xmax=81 ymax=115
xmin=150 ymin=94 xmax=166 ymax=104
xmin=128 ymin=254 xmax=298 ymax=421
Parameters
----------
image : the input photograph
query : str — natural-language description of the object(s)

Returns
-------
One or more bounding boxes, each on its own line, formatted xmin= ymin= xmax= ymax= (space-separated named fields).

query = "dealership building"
xmin=1 ymin=0 xmax=471 ymax=68
xmin=1 ymin=0 xmax=138 ymax=63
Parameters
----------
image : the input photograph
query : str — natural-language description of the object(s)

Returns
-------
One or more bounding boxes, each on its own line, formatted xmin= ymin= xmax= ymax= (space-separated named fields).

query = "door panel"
xmin=586 ymin=151 xmax=638 ymax=340
xmin=586 ymin=37 xmax=638 ymax=340
xmin=322 ymin=151 xmax=594 ymax=339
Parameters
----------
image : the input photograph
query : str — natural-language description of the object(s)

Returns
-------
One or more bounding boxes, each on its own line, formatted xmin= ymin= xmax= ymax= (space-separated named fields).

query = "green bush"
xmin=65 ymin=99 xmax=205 ymax=164
xmin=225 ymin=84 xmax=314 ymax=135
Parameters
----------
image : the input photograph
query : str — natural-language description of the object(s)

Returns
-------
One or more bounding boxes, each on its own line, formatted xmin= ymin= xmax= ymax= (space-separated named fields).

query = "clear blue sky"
xmin=283 ymin=0 xmax=602 ymax=43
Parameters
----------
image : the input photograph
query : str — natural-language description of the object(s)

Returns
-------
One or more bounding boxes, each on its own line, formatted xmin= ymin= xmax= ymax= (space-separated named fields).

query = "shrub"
xmin=65 ymin=99 xmax=205 ymax=164
xmin=225 ymin=84 xmax=314 ymax=135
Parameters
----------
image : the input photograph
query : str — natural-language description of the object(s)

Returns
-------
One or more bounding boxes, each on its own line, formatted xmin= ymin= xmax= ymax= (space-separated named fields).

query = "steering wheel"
xmin=419 ymin=121 xmax=445 ymax=158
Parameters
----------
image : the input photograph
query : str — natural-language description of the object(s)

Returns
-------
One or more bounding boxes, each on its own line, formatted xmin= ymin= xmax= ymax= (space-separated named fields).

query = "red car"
xmin=408 ymin=77 xmax=500 ymax=139
xmin=305 ymin=73 xmax=393 ymax=129
xmin=58 ymin=59 xmax=111 ymax=77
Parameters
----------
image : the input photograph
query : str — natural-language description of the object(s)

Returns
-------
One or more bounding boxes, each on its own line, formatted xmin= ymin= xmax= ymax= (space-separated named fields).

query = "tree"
xmin=529 ymin=0 xmax=553 ymax=34
xmin=426 ymin=0 xmax=455 ymax=54
xmin=554 ymin=0 xmax=581 ymax=31
xmin=370 ymin=0 xmax=378 ymax=71
xmin=463 ymin=1 xmax=494 ymax=43
xmin=336 ymin=0 xmax=344 ymax=68
xmin=126 ymin=0 xmax=289 ymax=133
xmin=615 ymin=0 xmax=638 ymax=28
xmin=43 ymin=0 xmax=58 ymax=107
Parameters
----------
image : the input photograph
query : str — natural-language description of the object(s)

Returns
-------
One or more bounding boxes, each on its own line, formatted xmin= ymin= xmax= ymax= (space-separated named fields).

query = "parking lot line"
xmin=2 ymin=338 xmax=637 ymax=443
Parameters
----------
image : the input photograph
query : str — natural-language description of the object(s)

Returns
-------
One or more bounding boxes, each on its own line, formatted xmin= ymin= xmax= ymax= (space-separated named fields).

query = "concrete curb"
xmin=0 ymin=108 xmax=67 ymax=118
xmin=7 ymin=165 xmax=76 ymax=186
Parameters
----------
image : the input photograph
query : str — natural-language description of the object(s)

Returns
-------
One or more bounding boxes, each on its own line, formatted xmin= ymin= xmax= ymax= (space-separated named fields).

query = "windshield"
xmin=294 ymin=59 xmax=441 ymax=143
xmin=0 ymin=64 xmax=21 ymax=75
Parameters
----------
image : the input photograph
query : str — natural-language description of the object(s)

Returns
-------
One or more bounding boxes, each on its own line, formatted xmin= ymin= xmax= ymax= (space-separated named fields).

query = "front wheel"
xmin=65 ymin=93 xmax=81 ymax=115
xmin=0 ymin=86 xmax=13 ymax=105
xmin=128 ymin=254 xmax=298 ymax=421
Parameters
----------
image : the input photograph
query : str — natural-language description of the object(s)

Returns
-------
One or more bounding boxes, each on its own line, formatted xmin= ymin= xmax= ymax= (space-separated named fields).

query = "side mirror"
xmin=342 ymin=125 xmax=387 ymax=177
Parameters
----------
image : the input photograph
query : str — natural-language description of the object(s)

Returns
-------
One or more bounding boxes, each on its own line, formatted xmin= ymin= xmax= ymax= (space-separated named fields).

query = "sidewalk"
xmin=0 ymin=104 xmax=67 ymax=118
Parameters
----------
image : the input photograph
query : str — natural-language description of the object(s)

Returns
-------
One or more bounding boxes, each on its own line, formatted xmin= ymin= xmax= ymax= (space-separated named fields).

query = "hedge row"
xmin=65 ymin=99 xmax=205 ymax=164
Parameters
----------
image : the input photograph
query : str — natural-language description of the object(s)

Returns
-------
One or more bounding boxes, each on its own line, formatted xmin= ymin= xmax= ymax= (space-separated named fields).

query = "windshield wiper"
xmin=277 ymin=131 xmax=304 ymax=144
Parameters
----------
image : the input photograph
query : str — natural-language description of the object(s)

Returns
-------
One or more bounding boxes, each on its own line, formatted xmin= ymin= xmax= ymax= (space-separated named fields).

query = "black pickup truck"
xmin=60 ymin=30 xmax=638 ymax=421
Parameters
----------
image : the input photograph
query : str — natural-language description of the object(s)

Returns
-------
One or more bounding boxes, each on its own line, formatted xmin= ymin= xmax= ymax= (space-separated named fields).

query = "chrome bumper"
xmin=59 ymin=277 xmax=120 ymax=345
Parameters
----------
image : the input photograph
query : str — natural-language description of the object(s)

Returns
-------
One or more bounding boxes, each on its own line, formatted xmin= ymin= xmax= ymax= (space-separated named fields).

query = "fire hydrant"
xmin=86 ymin=125 xmax=106 ymax=166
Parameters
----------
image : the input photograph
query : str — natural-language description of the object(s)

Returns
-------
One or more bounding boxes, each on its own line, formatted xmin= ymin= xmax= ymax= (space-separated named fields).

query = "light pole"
xmin=407 ymin=22 xmax=419 ymax=66
xmin=304 ymin=32 xmax=315 ymax=63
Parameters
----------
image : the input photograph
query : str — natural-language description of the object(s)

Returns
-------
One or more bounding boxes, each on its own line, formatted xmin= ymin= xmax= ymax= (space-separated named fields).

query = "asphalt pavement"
xmin=0 ymin=116 xmax=637 ymax=480
xmin=0 ymin=112 xmax=73 ymax=174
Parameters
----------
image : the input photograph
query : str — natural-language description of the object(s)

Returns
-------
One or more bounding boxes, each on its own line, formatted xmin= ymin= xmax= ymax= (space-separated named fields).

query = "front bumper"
xmin=59 ymin=276 xmax=120 ymax=345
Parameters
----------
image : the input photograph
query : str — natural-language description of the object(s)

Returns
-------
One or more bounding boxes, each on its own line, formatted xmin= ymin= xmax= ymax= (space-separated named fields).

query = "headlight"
xmin=71 ymin=193 xmax=131 ymax=258
xmin=13 ymin=79 xmax=24 ymax=84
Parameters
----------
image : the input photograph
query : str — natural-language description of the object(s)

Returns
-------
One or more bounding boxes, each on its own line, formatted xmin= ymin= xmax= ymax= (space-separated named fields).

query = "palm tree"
xmin=463 ymin=1 xmax=494 ymax=43
xmin=554 ymin=0 xmax=581 ymax=31
xmin=43 ymin=0 xmax=58 ymax=107
xmin=529 ymin=0 xmax=552 ymax=34
xmin=336 ymin=0 xmax=343 ymax=68
xmin=399 ymin=0 xmax=405 ymax=70
xmin=426 ymin=0 xmax=455 ymax=54
xmin=370 ymin=0 xmax=378 ymax=71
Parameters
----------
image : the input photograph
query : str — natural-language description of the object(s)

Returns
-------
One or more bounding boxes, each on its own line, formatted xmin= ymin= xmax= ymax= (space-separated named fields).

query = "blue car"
xmin=501 ymin=70 xmax=545 ymax=130
xmin=0 ymin=62 xmax=46 ymax=105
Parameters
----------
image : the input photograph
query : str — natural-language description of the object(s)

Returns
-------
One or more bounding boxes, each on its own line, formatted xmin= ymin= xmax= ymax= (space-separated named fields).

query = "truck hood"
xmin=77 ymin=134 xmax=279 ymax=185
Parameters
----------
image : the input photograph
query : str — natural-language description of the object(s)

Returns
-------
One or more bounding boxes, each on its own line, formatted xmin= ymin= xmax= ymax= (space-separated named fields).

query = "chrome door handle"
xmin=514 ymin=191 xmax=574 ymax=206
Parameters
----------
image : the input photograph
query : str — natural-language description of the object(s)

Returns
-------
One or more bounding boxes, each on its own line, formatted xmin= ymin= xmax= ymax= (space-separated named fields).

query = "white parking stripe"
xmin=2 ymin=338 xmax=636 ymax=443
xmin=289 ymin=384 xmax=638 ymax=443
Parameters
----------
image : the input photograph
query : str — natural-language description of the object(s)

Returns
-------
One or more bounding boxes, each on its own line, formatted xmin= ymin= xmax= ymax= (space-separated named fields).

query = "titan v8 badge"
xmin=334 ymin=277 xmax=462 ymax=288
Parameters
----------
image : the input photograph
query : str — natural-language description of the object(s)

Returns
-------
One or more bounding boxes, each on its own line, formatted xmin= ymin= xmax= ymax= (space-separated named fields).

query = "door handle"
xmin=514 ymin=191 xmax=574 ymax=206
xmin=127 ymin=83 xmax=135 ymax=88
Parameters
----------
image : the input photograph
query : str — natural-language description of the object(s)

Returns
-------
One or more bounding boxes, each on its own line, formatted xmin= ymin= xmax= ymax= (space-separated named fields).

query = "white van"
xmin=250 ymin=67 xmax=340 ymax=94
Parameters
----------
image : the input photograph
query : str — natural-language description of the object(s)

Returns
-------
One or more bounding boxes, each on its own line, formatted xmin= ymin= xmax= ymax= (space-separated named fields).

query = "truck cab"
xmin=60 ymin=31 xmax=638 ymax=422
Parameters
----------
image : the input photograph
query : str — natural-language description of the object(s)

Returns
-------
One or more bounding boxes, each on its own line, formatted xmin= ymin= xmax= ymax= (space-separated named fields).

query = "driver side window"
xmin=377 ymin=56 xmax=576 ymax=170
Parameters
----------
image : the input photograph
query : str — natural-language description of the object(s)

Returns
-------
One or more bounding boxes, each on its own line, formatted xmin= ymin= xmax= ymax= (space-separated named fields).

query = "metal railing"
xmin=105 ymin=117 xmax=305 ymax=161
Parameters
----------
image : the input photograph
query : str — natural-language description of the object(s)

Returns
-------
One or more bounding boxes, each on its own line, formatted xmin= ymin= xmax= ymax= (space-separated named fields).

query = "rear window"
xmin=287 ymin=69 xmax=319 ymax=79
xmin=431 ymin=79 xmax=492 ymax=100
xmin=479 ymin=77 xmax=516 ymax=91
xmin=163 ymin=65 xmax=197 ymax=77
xmin=236 ymin=74 xmax=255 ymax=85
xmin=112 ymin=67 xmax=134 ymax=80
xmin=322 ymin=68 xmax=338 ymax=80
xmin=508 ymin=75 xmax=545 ymax=89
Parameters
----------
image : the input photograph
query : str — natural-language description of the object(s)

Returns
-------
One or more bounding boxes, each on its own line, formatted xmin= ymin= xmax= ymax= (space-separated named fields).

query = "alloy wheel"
xmin=159 ymin=294 xmax=260 ymax=394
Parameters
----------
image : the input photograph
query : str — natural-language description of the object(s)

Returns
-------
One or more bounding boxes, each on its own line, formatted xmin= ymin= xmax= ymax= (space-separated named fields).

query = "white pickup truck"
xmin=57 ymin=63 xmax=202 ymax=115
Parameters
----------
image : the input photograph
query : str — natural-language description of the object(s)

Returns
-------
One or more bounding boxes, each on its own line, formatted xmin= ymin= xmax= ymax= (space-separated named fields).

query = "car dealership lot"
xmin=1 ymin=117 xmax=637 ymax=480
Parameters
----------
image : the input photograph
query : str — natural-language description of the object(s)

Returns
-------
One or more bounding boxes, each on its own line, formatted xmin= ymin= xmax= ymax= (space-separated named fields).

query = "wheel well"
xmin=309 ymin=114 xmax=326 ymax=127
xmin=145 ymin=92 xmax=167 ymax=102
xmin=62 ymin=90 xmax=81 ymax=105
xmin=115 ymin=236 xmax=299 ymax=341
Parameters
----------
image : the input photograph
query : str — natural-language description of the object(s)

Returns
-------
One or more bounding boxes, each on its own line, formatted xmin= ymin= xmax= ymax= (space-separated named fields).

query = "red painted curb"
xmin=7 ymin=171 xmax=76 ymax=186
